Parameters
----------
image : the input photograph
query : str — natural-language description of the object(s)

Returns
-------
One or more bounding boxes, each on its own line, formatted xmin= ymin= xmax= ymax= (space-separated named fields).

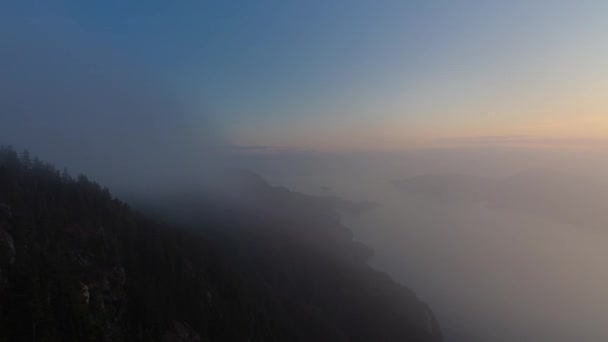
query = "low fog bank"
xmin=241 ymin=147 xmax=608 ymax=342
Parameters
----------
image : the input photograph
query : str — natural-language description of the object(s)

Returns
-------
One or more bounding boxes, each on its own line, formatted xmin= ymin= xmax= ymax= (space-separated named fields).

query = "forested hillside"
xmin=0 ymin=146 xmax=441 ymax=341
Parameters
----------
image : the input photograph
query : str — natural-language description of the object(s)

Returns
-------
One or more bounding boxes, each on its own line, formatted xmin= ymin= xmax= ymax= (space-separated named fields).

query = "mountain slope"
xmin=137 ymin=170 xmax=442 ymax=341
xmin=0 ymin=147 xmax=288 ymax=341
xmin=0 ymin=146 xmax=441 ymax=341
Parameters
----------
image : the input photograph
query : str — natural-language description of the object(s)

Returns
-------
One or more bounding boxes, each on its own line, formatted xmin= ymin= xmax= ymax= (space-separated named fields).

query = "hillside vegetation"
xmin=0 ymin=146 xmax=441 ymax=341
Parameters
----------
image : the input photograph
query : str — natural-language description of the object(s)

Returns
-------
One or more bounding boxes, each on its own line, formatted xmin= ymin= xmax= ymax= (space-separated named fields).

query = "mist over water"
xmin=242 ymin=148 xmax=608 ymax=341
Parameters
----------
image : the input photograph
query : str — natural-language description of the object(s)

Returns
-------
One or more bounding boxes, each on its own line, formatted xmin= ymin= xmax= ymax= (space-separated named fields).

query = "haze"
xmin=2 ymin=1 xmax=608 ymax=341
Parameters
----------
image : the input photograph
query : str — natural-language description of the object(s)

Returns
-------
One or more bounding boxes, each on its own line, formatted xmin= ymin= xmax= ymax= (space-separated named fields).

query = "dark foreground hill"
xmin=0 ymin=146 xmax=441 ymax=341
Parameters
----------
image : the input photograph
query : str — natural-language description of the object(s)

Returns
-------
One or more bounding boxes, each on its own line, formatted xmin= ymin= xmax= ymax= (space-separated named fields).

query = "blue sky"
xmin=4 ymin=1 xmax=608 ymax=151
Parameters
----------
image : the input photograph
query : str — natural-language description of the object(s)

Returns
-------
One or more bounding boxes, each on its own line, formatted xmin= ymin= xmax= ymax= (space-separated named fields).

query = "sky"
xmin=3 ymin=0 xmax=608 ymax=152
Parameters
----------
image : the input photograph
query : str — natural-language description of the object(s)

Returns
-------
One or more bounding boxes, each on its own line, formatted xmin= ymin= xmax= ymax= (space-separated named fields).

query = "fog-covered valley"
xmin=245 ymin=149 xmax=608 ymax=341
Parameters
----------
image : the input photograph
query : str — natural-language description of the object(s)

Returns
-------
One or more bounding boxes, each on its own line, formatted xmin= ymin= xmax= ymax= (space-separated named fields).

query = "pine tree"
xmin=20 ymin=149 xmax=31 ymax=169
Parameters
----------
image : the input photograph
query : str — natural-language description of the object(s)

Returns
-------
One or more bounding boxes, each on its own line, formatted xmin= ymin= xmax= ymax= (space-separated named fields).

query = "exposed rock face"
xmin=162 ymin=321 xmax=201 ymax=342
xmin=81 ymin=283 xmax=90 ymax=305
xmin=0 ymin=227 xmax=15 ymax=266
xmin=0 ymin=203 xmax=11 ymax=219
